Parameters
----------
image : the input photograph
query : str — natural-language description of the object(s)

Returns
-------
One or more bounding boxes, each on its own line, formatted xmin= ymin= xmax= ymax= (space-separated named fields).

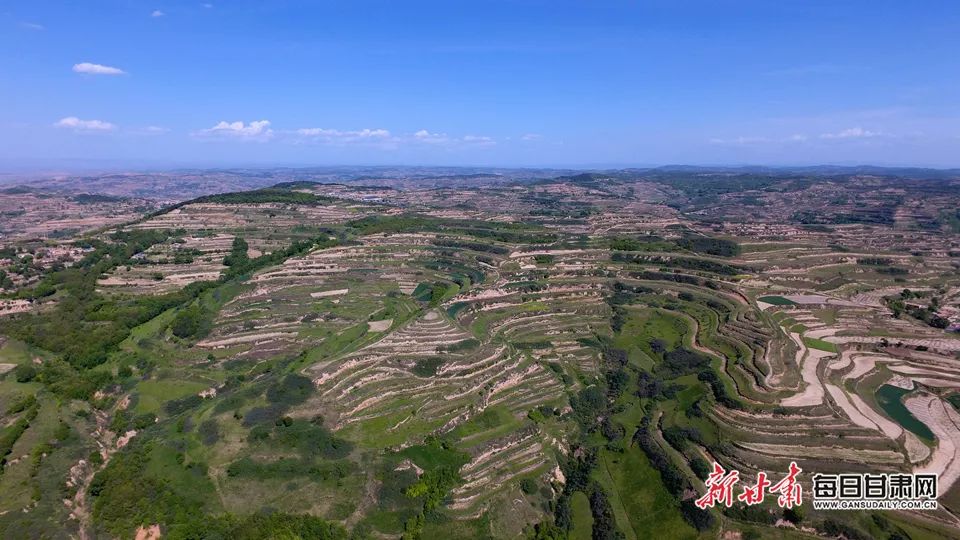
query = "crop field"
xmin=1 ymin=172 xmax=960 ymax=539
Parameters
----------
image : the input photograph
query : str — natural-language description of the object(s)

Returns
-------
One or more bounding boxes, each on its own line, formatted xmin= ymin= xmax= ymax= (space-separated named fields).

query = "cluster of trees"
xmin=792 ymin=207 xmax=896 ymax=226
xmin=859 ymin=257 xmax=893 ymax=266
xmin=609 ymin=235 xmax=673 ymax=252
xmin=0 ymin=269 xmax=13 ymax=289
xmin=238 ymin=374 xmax=355 ymax=461
xmin=347 ymin=214 xmax=437 ymax=235
xmin=588 ymin=488 xmax=621 ymax=540
xmin=412 ymin=280 xmax=456 ymax=307
xmin=0 ymin=252 xmax=49 ymax=285
xmin=170 ymin=302 xmax=214 ymax=339
xmin=226 ymin=456 xmax=352 ymax=482
xmin=632 ymin=415 xmax=714 ymax=531
xmin=636 ymin=370 xmax=682 ymax=400
xmin=72 ymin=193 xmax=124 ymax=204
xmin=0 ymin=230 xmax=225 ymax=369
xmin=609 ymin=234 xmax=740 ymax=257
xmin=457 ymin=225 xmax=557 ymax=244
xmin=628 ymin=270 xmax=719 ymax=290
xmin=0 ymin=402 xmax=39 ymax=474
xmin=412 ymin=357 xmax=444 ymax=377
xmin=404 ymin=466 xmax=461 ymax=511
xmin=171 ymin=512 xmax=348 ymax=540
xmin=222 ymin=236 xmax=250 ymax=268
xmin=347 ymin=214 xmax=558 ymax=244
xmin=569 ymin=385 xmax=609 ymax=435
xmin=169 ymin=247 xmax=201 ymax=265
xmin=876 ymin=266 xmax=909 ymax=276
xmin=164 ymin=394 xmax=204 ymax=416
xmin=661 ymin=347 xmax=712 ymax=376
xmin=431 ymin=238 xmax=509 ymax=255
xmin=676 ymin=236 xmax=741 ymax=257
xmin=698 ymin=369 xmax=742 ymax=409
xmin=221 ymin=234 xmax=338 ymax=281
xmin=438 ymin=338 xmax=479 ymax=353
xmin=395 ymin=439 xmax=470 ymax=539
xmin=92 ymin=438 xmax=347 ymax=539
xmin=424 ymin=259 xmax=484 ymax=289
xmin=661 ymin=426 xmax=704 ymax=452
xmin=553 ymin=461 xmax=596 ymax=528
xmin=148 ymin=188 xmax=334 ymax=221
xmin=551 ymin=447 xmax=623 ymax=539
xmin=612 ymin=253 xmax=745 ymax=276
xmin=885 ymin=290 xmax=951 ymax=329
xmin=607 ymin=282 xmax=655 ymax=307
xmin=108 ymin=409 xmax=157 ymax=433
xmin=89 ymin=442 xmax=216 ymax=537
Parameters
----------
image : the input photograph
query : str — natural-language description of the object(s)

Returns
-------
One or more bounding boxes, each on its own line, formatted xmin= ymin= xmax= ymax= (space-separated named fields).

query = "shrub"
xmin=5 ymin=393 xmax=36 ymax=414
xmin=520 ymin=478 xmax=538 ymax=495
xmin=680 ymin=500 xmax=715 ymax=531
xmin=14 ymin=363 xmax=38 ymax=383
xmin=783 ymin=507 xmax=803 ymax=524
xmin=412 ymin=357 xmax=444 ymax=377
xmin=265 ymin=374 xmax=314 ymax=407
xmin=170 ymin=303 xmax=213 ymax=340
xmin=440 ymin=338 xmax=480 ymax=352
xmin=199 ymin=419 xmax=220 ymax=446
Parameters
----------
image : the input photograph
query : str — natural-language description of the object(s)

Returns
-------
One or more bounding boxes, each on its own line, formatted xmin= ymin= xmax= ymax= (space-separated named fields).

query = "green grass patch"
xmin=135 ymin=379 xmax=209 ymax=415
xmin=812 ymin=308 xmax=838 ymax=325
xmin=613 ymin=309 xmax=688 ymax=368
xmin=447 ymin=406 xmax=515 ymax=442
xmin=947 ymin=393 xmax=960 ymax=413
xmin=758 ymin=296 xmax=797 ymax=306
xmin=570 ymin=491 xmax=593 ymax=540
xmin=802 ymin=337 xmax=838 ymax=353
xmin=594 ymin=447 xmax=698 ymax=540
xmin=397 ymin=439 xmax=470 ymax=472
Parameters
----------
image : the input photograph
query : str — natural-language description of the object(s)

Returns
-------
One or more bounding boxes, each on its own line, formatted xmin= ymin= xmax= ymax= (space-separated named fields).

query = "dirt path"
xmin=345 ymin=469 xmax=379 ymax=529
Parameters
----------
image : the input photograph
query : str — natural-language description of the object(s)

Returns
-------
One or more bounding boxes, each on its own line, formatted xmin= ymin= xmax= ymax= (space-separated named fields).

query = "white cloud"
xmin=73 ymin=62 xmax=126 ymax=76
xmin=54 ymin=117 xmax=117 ymax=132
xmin=134 ymin=126 xmax=170 ymax=135
xmin=708 ymin=136 xmax=769 ymax=145
xmin=411 ymin=130 xmax=496 ymax=147
xmin=463 ymin=135 xmax=495 ymax=146
xmin=294 ymin=128 xmax=393 ymax=146
xmin=197 ymin=120 xmax=273 ymax=141
xmin=413 ymin=129 xmax=454 ymax=145
xmin=192 ymin=122 xmax=494 ymax=148
xmin=297 ymin=128 xmax=390 ymax=139
xmin=414 ymin=129 xmax=447 ymax=142
xmin=820 ymin=127 xmax=882 ymax=139
xmin=151 ymin=10 xmax=165 ymax=17
xmin=788 ymin=134 xmax=809 ymax=142
xmin=20 ymin=22 xmax=44 ymax=30
xmin=521 ymin=133 xmax=542 ymax=141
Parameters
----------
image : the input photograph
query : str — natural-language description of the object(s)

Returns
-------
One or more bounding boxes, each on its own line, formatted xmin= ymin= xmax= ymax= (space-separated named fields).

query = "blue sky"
xmin=1 ymin=0 xmax=958 ymax=168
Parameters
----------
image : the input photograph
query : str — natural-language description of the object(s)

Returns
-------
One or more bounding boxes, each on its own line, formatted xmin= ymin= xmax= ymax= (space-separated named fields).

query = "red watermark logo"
xmin=695 ymin=463 xmax=938 ymax=511
xmin=695 ymin=461 xmax=802 ymax=510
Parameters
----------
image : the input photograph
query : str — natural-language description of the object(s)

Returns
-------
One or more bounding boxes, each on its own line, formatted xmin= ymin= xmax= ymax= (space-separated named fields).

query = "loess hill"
xmin=0 ymin=170 xmax=959 ymax=539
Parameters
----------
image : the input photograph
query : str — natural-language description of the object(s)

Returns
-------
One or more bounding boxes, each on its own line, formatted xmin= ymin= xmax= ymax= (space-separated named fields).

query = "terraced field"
xmin=1 ymin=172 xmax=960 ymax=539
